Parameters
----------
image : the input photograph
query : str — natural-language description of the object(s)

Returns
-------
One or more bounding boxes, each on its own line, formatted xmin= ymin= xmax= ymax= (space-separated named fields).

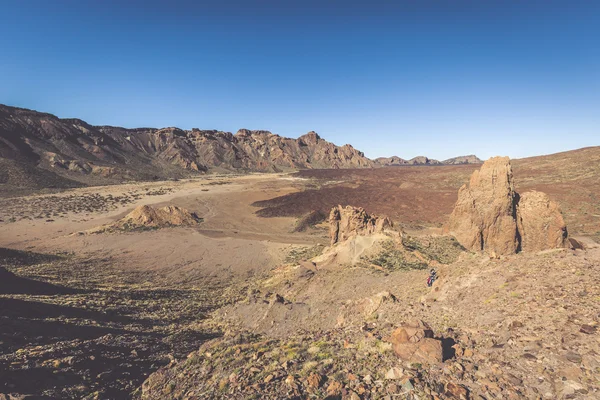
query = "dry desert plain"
xmin=1 ymin=148 xmax=600 ymax=399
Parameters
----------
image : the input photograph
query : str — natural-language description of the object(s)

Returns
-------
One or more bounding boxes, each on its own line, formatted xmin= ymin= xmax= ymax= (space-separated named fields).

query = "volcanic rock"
xmin=517 ymin=191 xmax=568 ymax=252
xmin=445 ymin=156 xmax=520 ymax=256
xmin=390 ymin=320 xmax=443 ymax=364
xmin=329 ymin=205 xmax=392 ymax=245
xmin=445 ymin=157 xmax=569 ymax=256
xmin=87 ymin=205 xmax=202 ymax=234
xmin=121 ymin=205 xmax=201 ymax=227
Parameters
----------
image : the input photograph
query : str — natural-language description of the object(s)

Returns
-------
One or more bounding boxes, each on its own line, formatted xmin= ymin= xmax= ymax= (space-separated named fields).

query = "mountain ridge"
xmin=0 ymin=104 xmax=487 ymax=190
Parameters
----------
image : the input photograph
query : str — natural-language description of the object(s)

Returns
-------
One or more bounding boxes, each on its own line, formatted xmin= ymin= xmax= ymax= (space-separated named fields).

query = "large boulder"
xmin=390 ymin=320 xmax=443 ymax=364
xmin=445 ymin=156 xmax=519 ymax=256
xmin=329 ymin=205 xmax=392 ymax=245
xmin=517 ymin=191 xmax=568 ymax=252
xmin=445 ymin=157 xmax=569 ymax=256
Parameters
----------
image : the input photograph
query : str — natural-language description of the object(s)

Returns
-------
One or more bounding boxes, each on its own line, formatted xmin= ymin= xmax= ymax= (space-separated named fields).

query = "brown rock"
xmin=326 ymin=380 xmax=343 ymax=397
xmin=329 ymin=205 xmax=393 ymax=245
xmin=444 ymin=382 xmax=469 ymax=399
xmin=517 ymin=191 xmax=567 ymax=251
xmin=445 ymin=156 xmax=570 ymax=255
xmin=445 ymin=156 xmax=519 ymax=256
xmin=91 ymin=204 xmax=202 ymax=233
xmin=579 ymin=324 xmax=597 ymax=334
xmin=306 ymin=373 xmax=323 ymax=389
xmin=390 ymin=321 xmax=443 ymax=364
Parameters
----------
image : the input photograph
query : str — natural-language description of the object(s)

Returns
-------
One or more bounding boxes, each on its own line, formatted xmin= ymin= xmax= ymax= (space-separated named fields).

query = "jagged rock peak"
xmin=329 ymin=205 xmax=393 ymax=245
xmin=298 ymin=131 xmax=321 ymax=145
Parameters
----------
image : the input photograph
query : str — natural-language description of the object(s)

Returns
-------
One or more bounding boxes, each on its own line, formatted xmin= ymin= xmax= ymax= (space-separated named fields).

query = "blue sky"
xmin=1 ymin=1 xmax=599 ymax=160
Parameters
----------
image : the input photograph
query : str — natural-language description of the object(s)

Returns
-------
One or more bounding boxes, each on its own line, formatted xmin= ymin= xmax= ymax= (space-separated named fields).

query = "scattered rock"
xmin=579 ymin=324 xmax=597 ymax=334
xmin=326 ymin=379 xmax=343 ymax=397
xmin=390 ymin=320 xmax=443 ymax=364
xmin=385 ymin=366 xmax=405 ymax=380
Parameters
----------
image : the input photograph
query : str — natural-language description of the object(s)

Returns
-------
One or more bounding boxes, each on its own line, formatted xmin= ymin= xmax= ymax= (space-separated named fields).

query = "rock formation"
xmin=445 ymin=157 xmax=568 ymax=256
xmin=517 ymin=191 xmax=568 ymax=252
xmin=390 ymin=320 xmax=443 ymax=364
xmin=329 ymin=205 xmax=392 ymax=245
xmin=121 ymin=205 xmax=202 ymax=227
xmin=87 ymin=205 xmax=202 ymax=233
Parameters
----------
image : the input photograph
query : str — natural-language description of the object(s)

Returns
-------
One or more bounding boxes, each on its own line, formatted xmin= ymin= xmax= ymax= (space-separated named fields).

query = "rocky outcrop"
xmin=390 ymin=320 xmax=443 ymax=364
xmin=445 ymin=157 xmax=568 ymax=256
xmin=517 ymin=191 xmax=568 ymax=252
xmin=445 ymin=157 xmax=520 ymax=256
xmin=87 ymin=205 xmax=202 ymax=234
xmin=329 ymin=205 xmax=392 ymax=245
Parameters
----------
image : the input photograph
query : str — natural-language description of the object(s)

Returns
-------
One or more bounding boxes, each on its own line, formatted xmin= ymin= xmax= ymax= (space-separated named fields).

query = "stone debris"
xmin=390 ymin=320 xmax=444 ymax=365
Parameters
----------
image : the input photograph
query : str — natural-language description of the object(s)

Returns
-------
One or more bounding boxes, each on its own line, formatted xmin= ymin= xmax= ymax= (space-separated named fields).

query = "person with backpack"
xmin=427 ymin=268 xmax=437 ymax=287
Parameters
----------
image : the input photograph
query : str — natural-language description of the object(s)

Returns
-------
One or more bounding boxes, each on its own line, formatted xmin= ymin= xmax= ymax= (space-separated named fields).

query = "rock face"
xmin=0 ymin=104 xmax=374 ymax=186
xmin=517 ymin=191 xmax=568 ymax=252
xmin=390 ymin=320 xmax=443 ymax=364
xmin=329 ymin=205 xmax=392 ymax=245
xmin=445 ymin=157 xmax=568 ymax=255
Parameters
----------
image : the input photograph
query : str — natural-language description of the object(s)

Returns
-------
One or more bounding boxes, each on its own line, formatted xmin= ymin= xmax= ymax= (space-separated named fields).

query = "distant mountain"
xmin=0 ymin=104 xmax=373 ymax=187
xmin=373 ymin=156 xmax=408 ymax=166
xmin=407 ymin=156 xmax=442 ymax=165
xmin=374 ymin=154 xmax=482 ymax=166
xmin=442 ymin=155 xmax=483 ymax=165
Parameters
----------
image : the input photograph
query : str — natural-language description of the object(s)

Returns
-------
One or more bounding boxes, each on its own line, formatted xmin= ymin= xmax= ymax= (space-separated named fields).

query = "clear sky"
xmin=1 ymin=1 xmax=598 ymax=160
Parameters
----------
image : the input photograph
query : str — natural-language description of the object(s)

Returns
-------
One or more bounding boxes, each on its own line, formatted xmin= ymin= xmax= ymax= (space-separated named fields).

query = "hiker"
xmin=427 ymin=268 xmax=437 ymax=287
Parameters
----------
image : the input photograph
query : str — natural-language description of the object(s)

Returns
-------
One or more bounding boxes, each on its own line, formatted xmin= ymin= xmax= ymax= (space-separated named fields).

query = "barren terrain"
xmin=1 ymin=149 xmax=599 ymax=399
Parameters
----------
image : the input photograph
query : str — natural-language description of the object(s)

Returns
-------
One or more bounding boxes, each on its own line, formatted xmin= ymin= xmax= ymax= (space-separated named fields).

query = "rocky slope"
xmin=0 ymin=105 xmax=373 ymax=186
xmin=141 ymin=233 xmax=600 ymax=400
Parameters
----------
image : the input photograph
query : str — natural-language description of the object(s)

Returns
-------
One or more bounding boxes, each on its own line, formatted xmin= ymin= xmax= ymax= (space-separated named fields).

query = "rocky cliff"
xmin=0 ymin=105 xmax=373 ymax=185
